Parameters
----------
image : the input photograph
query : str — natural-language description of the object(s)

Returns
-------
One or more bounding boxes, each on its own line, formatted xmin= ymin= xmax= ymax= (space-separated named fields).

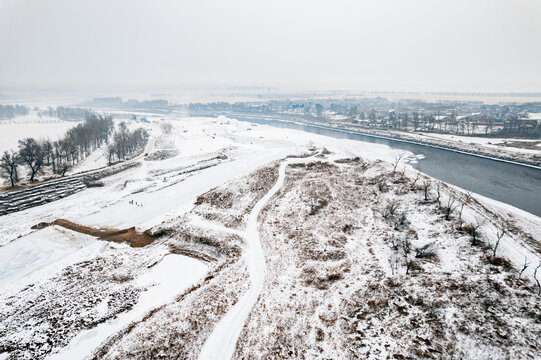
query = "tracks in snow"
xmin=198 ymin=158 xmax=297 ymax=360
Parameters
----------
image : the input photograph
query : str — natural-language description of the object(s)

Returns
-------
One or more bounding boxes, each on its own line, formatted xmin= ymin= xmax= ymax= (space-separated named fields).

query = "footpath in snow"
xmin=198 ymin=158 xmax=304 ymax=360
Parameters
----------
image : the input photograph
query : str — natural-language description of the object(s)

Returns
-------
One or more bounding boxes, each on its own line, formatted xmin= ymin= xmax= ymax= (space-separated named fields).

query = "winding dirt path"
xmin=198 ymin=159 xmax=292 ymax=360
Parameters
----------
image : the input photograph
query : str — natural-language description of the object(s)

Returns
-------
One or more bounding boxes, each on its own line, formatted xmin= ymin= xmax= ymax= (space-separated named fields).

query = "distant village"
xmin=187 ymin=97 xmax=541 ymax=138
xmin=3 ymin=95 xmax=540 ymax=138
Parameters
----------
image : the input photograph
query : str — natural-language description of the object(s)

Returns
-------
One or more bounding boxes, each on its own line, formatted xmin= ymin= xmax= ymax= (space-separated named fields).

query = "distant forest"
xmin=0 ymin=104 xmax=29 ymax=119
xmin=37 ymin=106 xmax=91 ymax=120
xmin=0 ymin=104 xmax=90 ymax=121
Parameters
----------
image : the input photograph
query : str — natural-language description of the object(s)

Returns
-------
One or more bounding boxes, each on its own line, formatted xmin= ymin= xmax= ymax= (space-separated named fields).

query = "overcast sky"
xmin=1 ymin=0 xmax=541 ymax=92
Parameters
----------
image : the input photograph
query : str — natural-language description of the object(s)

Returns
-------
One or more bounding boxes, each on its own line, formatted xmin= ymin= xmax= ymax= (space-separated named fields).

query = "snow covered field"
xmin=421 ymin=132 xmax=541 ymax=155
xmin=0 ymin=226 xmax=96 ymax=290
xmin=49 ymin=254 xmax=207 ymax=360
xmin=0 ymin=114 xmax=79 ymax=153
xmin=0 ymin=113 xmax=540 ymax=359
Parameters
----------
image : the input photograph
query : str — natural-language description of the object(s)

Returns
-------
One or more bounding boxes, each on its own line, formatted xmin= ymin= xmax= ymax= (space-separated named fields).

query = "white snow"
xmin=0 ymin=226 xmax=97 ymax=290
xmin=199 ymin=159 xmax=298 ymax=360
xmin=1 ymin=112 xmax=540 ymax=359
xmin=67 ymin=146 xmax=108 ymax=174
xmin=48 ymin=254 xmax=207 ymax=360
xmin=421 ymin=132 xmax=541 ymax=155
xmin=0 ymin=115 xmax=78 ymax=153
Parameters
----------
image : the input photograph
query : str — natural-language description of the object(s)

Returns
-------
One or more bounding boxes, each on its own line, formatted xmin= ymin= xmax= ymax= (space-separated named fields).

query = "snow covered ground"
xmin=0 ymin=226 xmax=96 ymax=290
xmin=49 ymin=254 xmax=207 ymax=360
xmin=0 ymin=112 xmax=79 ymax=153
xmin=420 ymin=132 xmax=541 ymax=155
xmin=0 ymin=113 xmax=540 ymax=359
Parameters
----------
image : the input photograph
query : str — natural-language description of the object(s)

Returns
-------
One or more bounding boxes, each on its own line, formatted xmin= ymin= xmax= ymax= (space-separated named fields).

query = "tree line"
xmin=37 ymin=106 xmax=90 ymax=120
xmin=105 ymin=122 xmax=149 ymax=165
xmin=0 ymin=104 xmax=29 ymax=119
xmin=0 ymin=114 xmax=135 ymax=187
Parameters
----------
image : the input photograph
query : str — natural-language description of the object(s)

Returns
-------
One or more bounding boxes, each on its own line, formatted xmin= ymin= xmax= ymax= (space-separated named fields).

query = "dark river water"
xmin=220 ymin=114 xmax=541 ymax=217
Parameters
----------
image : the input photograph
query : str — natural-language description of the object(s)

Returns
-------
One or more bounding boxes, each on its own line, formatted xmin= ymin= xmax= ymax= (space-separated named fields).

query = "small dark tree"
xmin=444 ymin=196 xmax=457 ymax=220
xmin=18 ymin=138 xmax=45 ymax=181
xmin=42 ymin=140 xmax=53 ymax=166
xmin=458 ymin=191 xmax=472 ymax=227
xmin=401 ymin=238 xmax=414 ymax=274
xmin=411 ymin=171 xmax=421 ymax=189
xmin=105 ymin=144 xmax=115 ymax=165
xmin=415 ymin=242 xmax=437 ymax=259
xmin=493 ymin=223 xmax=507 ymax=257
xmin=519 ymin=257 xmax=531 ymax=279
xmin=57 ymin=162 xmax=70 ymax=177
xmin=315 ymin=104 xmax=324 ymax=118
xmin=0 ymin=150 xmax=20 ymax=187
xmin=377 ymin=177 xmax=388 ymax=192
xmin=422 ymin=180 xmax=431 ymax=201
xmin=435 ymin=182 xmax=442 ymax=205
xmin=392 ymin=153 xmax=404 ymax=173
xmin=468 ymin=219 xmax=484 ymax=246
xmin=380 ymin=199 xmax=400 ymax=219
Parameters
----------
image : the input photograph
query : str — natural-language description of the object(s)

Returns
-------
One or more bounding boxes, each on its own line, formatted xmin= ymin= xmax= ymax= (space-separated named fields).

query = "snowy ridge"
xmin=199 ymin=158 xmax=307 ymax=360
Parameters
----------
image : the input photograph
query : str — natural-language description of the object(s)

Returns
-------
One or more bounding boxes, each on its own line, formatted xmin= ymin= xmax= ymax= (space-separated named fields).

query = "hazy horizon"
xmin=1 ymin=0 xmax=541 ymax=93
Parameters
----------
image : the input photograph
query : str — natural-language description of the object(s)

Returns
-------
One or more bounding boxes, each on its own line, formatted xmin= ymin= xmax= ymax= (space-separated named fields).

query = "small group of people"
xmin=129 ymin=199 xmax=143 ymax=207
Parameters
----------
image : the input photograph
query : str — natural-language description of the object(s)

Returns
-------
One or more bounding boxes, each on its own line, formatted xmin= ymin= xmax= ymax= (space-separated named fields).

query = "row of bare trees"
xmin=0 ymin=104 xmax=29 ymax=119
xmin=37 ymin=106 xmax=90 ymax=120
xmin=0 ymin=114 xmax=115 ymax=186
xmin=105 ymin=122 xmax=149 ymax=165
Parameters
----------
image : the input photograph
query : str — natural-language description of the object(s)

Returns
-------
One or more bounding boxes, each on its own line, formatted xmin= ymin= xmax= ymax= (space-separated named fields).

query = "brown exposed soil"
xmin=499 ymin=140 xmax=541 ymax=150
xmin=48 ymin=219 xmax=156 ymax=247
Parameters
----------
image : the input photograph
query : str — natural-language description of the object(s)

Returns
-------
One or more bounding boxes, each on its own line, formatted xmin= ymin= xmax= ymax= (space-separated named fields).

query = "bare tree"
xmin=107 ymin=126 xmax=149 ymax=162
xmin=402 ymin=238 xmax=414 ymax=274
xmin=422 ymin=179 xmax=431 ymax=201
xmin=57 ymin=162 xmax=70 ymax=177
xmin=41 ymin=140 xmax=53 ymax=166
xmin=315 ymin=103 xmax=324 ymax=118
xmin=392 ymin=153 xmax=404 ymax=173
xmin=411 ymin=171 xmax=421 ymax=189
xmin=435 ymin=182 xmax=442 ymax=205
xmin=105 ymin=144 xmax=115 ymax=166
xmin=380 ymin=199 xmax=400 ymax=219
xmin=444 ymin=196 xmax=458 ymax=220
xmin=458 ymin=191 xmax=472 ymax=226
xmin=388 ymin=254 xmax=399 ymax=275
xmin=493 ymin=223 xmax=507 ymax=257
xmin=468 ymin=219 xmax=484 ymax=246
xmin=18 ymin=138 xmax=45 ymax=181
xmin=0 ymin=150 xmax=20 ymax=187
xmin=519 ymin=257 xmax=531 ymax=279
